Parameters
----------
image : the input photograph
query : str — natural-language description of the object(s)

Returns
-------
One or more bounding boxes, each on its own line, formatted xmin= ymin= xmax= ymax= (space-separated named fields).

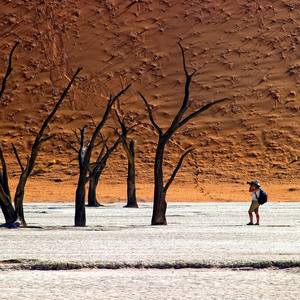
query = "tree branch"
xmin=166 ymin=42 xmax=197 ymax=136
xmin=139 ymin=92 xmax=163 ymax=136
xmin=113 ymin=109 xmax=139 ymax=159
xmin=94 ymin=135 xmax=110 ymax=166
xmin=113 ymin=109 xmax=127 ymax=136
xmin=27 ymin=67 xmax=82 ymax=174
xmin=61 ymin=137 xmax=79 ymax=154
xmin=79 ymin=126 xmax=86 ymax=169
xmin=34 ymin=67 xmax=82 ymax=144
xmin=0 ymin=41 xmax=19 ymax=101
xmin=88 ymin=84 xmax=131 ymax=151
xmin=72 ymin=129 xmax=81 ymax=144
xmin=164 ymin=148 xmax=194 ymax=193
xmin=40 ymin=133 xmax=56 ymax=143
xmin=12 ymin=143 xmax=24 ymax=173
xmin=176 ymin=97 xmax=230 ymax=130
xmin=92 ymin=134 xmax=121 ymax=178
xmin=178 ymin=41 xmax=189 ymax=77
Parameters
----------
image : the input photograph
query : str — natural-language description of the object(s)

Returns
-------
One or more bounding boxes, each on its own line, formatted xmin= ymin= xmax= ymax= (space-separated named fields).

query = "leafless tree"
xmin=139 ymin=43 xmax=231 ymax=225
xmin=113 ymin=110 xmax=138 ymax=208
xmin=74 ymin=85 xmax=131 ymax=227
xmin=0 ymin=67 xmax=81 ymax=226
xmin=0 ymin=42 xmax=19 ymax=226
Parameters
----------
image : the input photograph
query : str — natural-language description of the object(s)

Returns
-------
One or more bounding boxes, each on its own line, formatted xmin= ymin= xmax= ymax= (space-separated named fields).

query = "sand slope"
xmin=1 ymin=0 xmax=300 ymax=201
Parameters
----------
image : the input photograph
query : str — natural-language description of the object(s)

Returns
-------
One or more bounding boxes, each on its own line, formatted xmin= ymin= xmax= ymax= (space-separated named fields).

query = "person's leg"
xmin=248 ymin=205 xmax=254 ymax=225
xmin=254 ymin=207 xmax=260 ymax=225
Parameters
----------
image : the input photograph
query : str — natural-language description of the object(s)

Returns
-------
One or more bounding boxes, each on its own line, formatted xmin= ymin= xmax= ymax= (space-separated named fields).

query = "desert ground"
xmin=0 ymin=202 xmax=299 ymax=299
xmin=1 ymin=1 xmax=300 ymax=299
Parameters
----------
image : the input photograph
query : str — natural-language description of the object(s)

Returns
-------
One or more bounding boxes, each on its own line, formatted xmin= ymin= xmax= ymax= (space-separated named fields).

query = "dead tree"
xmin=0 ymin=68 xmax=81 ymax=226
xmin=0 ymin=43 xmax=19 ymax=225
xmin=0 ymin=146 xmax=16 ymax=225
xmin=74 ymin=85 xmax=131 ymax=227
xmin=114 ymin=110 xmax=138 ymax=208
xmin=87 ymin=134 xmax=121 ymax=207
xmin=0 ymin=42 xmax=19 ymax=101
xmin=139 ymin=43 xmax=231 ymax=225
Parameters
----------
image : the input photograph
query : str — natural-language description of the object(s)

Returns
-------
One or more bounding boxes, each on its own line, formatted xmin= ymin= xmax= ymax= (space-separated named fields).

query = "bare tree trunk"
xmin=112 ymin=110 xmax=138 ymax=208
xmin=13 ymin=175 xmax=27 ymax=225
xmin=75 ymin=173 xmax=86 ymax=227
xmin=125 ymin=140 xmax=138 ymax=208
xmin=152 ymin=141 xmax=167 ymax=225
xmin=0 ymin=185 xmax=16 ymax=225
xmin=87 ymin=175 xmax=102 ymax=207
xmin=87 ymin=162 xmax=106 ymax=207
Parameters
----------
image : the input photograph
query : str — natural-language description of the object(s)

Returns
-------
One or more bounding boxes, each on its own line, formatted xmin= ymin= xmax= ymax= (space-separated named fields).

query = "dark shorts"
xmin=248 ymin=202 xmax=259 ymax=213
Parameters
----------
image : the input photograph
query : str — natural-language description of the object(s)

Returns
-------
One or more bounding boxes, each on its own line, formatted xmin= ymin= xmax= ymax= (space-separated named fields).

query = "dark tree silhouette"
xmin=0 ymin=67 xmax=81 ymax=226
xmin=139 ymin=43 xmax=231 ymax=225
xmin=0 ymin=42 xmax=19 ymax=226
xmin=87 ymin=133 xmax=121 ymax=207
xmin=0 ymin=146 xmax=16 ymax=225
xmin=74 ymin=85 xmax=131 ymax=227
xmin=114 ymin=110 xmax=138 ymax=208
xmin=0 ymin=42 xmax=19 ymax=101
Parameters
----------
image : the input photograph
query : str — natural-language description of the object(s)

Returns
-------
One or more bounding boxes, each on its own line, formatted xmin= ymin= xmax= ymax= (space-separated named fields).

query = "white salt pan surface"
xmin=0 ymin=202 xmax=299 ymax=299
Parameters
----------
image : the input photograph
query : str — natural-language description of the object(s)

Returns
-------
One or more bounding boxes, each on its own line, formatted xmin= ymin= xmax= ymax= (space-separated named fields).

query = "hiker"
xmin=247 ymin=180 xmax=264 ymax=225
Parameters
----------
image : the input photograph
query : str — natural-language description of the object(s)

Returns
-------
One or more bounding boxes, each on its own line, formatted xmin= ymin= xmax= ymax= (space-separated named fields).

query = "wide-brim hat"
xmin=247 ymin=180 xmax=261 ymax=188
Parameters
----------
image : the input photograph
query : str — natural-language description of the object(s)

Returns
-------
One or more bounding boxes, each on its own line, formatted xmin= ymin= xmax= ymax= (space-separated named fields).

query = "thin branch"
xmin=72 ymin=129 xmax=81 ymax=143
xmin=94 ymin=135 xmax=110 ymax=165
xmin=88 ymin=115 xmax=97 ymax=128
xmin=113 ymin=109 xmax=127 ymax=136
xmin=88 ymin=84 xmax=131 ymax=150
xmin=0 ymin=41 xmax=19 ymax=100
xmin=166 ymin=42 xmax=197 ymax=135
xmin=68 ymin=157 xmax=78 ymax=164
xmin=164 ymin=148 xmax=194 ymax=193
xmin=12 ymin=143 xmax=24 ymax=172
xmin=79 ymin=126 xmax=86 ymax=168
xmin=61 ymin=137 xmax=79 ymax=154
xmin=92 ymin=134 xmax=121 ymax=178
xmin=40 ymin=133 xmax=56 ymax=143
xmin=34 ymin=67 xmax=82 ymax=145
xmin=94 ymin=131 xmax=107 ymax=148
xmin=176 ymin=97 xmax=231 ymax=130
xmin=26 ymin=67 xmax=82 ymax=174
xmin=139 ymin=92 xmax=163 ymax=136
xmin=178 ymin=41 xmax=189 ymax=76
xmin=112 ymin=110 xmax=135 ymax=158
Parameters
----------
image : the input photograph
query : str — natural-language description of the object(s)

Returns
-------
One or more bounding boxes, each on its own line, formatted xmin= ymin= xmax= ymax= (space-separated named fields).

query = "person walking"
xmin=247 ymin=180 xmax=262 ymax=225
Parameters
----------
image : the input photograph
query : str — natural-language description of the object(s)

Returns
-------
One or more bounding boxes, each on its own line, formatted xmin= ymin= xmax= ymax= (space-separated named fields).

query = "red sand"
xmin=7 ymin=178 xmax=299 ymax=203
xmin=1 ymin=1 xmax=300 ymax=203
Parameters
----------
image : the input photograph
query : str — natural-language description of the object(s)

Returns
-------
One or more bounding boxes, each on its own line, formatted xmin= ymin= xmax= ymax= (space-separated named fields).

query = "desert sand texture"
xmin=1 ymin=0 xmax=300 ymax=203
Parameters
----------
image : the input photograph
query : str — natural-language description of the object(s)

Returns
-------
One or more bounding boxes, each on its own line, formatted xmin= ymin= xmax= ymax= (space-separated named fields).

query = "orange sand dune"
xmin=7 ymin=178 xmax=300 ymax=203
xmin=1 ymin=0 xmax=300 ymax=203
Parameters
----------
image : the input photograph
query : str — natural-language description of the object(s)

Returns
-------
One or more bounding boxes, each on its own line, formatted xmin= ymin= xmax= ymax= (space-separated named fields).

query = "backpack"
xmin=258 ymin=189 xmax=268 ymax=205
